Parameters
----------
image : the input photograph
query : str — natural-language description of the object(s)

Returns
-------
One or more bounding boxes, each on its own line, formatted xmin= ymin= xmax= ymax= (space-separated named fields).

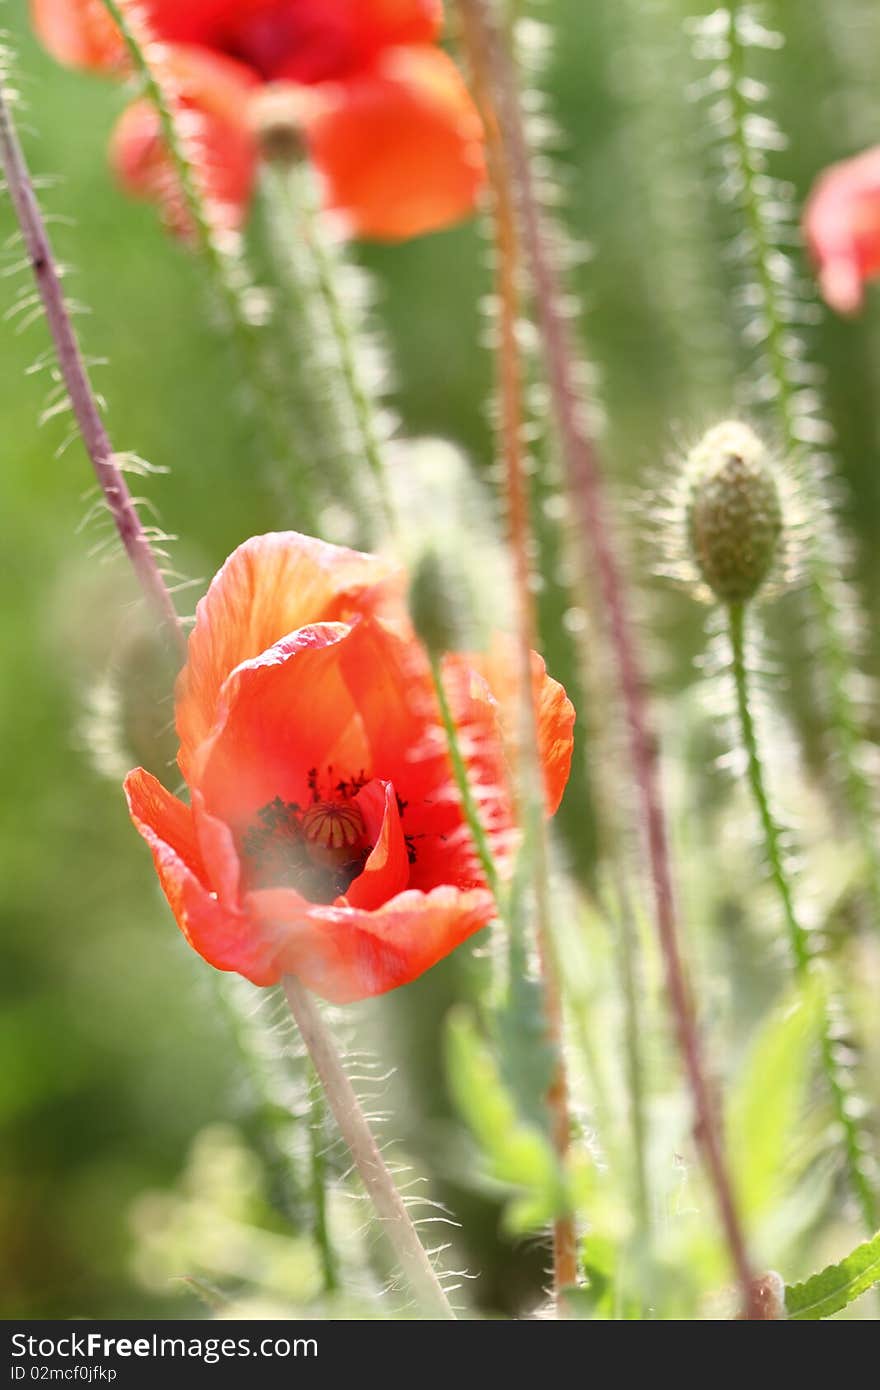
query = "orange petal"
xmin=345 ymin=779 xmax=411 ymax=909
xmin=192 ymin=789 xmax=243 ymax=906
xmin=306 ymin=44 xmax=486 ymax=240
xmin=31 ymin=0 xmax=126 ymax=71
xmin=245 ymin=884 xmax=494 ymax=1001
xmin=195 ymin=622 xmax=365 ymax=828
xmin=124 ymin=767 xmax=206 ymax=881
xmin=804 ymin=146 xmax=880 ymax=315
xmin=335 ymin=617 xmax=466 ymax=854
xmin=457 ymin=641 xmax=576 ymax=818
xmin=177 ymin=532 xmax=396 ymax=780
xmin=109 ymin=45 xmax=260 ymax=238
xmin=125 ymin=768 xmax=280 ymax=984
xmin=358 ymin=0 xmax=443 ymax=49
xmin=336 ymin=617 xmax=513 ymax=890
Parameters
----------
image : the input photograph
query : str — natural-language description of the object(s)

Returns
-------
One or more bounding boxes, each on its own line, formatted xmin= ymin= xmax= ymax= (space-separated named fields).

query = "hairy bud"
xmin=686 ymin=421 xmax=783 ymax=603
xmin=409 ymin=548 xmax=470 ymax=658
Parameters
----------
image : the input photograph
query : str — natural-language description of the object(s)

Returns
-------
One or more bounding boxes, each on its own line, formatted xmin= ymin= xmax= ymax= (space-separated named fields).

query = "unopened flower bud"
xmin=686 ymin=421 xmax=783 ymax=603
xmin=409 ymin=548 xmax=469 ymax=658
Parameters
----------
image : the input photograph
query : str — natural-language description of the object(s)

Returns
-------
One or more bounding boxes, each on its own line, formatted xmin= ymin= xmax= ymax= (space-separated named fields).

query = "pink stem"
xmin=461 ymin=0 xmax=758 ymax=1316
xmin=0 ymin=82 xmax=186 ymax=659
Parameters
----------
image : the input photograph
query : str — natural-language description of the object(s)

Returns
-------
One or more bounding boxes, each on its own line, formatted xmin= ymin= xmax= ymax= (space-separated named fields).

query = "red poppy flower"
xmin=804 ymin=146 xmax=880 ymax=315
xmin=31 ymin=0 xmax=484 ymax=241
xmin=124 ymin=533 xmax=574 ymax=1003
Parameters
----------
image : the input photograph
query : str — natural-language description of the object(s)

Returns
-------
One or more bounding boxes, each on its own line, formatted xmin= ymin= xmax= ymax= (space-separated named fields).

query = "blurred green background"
xmin=3 ymin=0 xmax=880 ymax=1318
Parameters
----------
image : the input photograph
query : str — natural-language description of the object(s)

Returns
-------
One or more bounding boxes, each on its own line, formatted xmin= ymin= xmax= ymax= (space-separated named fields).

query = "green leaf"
xmin=445 ymin=1008 xmax=565 ymax=1233
xmin=786 ymin=1229 xmax=880 ymax=1319
xmin=727 ymin=981 xmax=823 ymax=1220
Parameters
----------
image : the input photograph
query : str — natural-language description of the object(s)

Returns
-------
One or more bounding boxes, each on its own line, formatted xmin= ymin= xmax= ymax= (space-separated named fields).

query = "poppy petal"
xmin=227 ymin=0 xmax=443 ymax=84
xmin=245 ymin=884 xmax=495 ymax=1001
xmin=345 ymin=779 xmax=411 ymax=909
xmin=177 ymin=531 xmax=395 ymax=780
xmin=456 ymin=641 xmax=576 ymax=817
xmin=336 ymin=617 xmax=513 ymax=889
xmin=125 ymin=768 xmax=280 ymax=984
xmin=804 ymin=146 xmax=880 ymax=315
xmin=109 ymin=44 xmax=259 ymax=238
xmin=356 ymin=0 xmax=443 ymax=50
xmin=31 ymin=0 xmax=126 ymax=72
xmin=192 ymin=789 xmax=243 ymax=907
xmin=306 ymin=44 xmax=486 ymax=240
xmin=196 ymin=622 xmax=373 ymax=829
xmin=124 ymin=767 xmax=205 ymax=882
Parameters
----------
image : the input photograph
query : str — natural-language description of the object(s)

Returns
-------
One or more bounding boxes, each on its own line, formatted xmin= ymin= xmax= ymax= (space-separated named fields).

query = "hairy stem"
xmin=727 ymin=601 xmax=878 ymax=1232
xmin=613 ymin=877 xmax=651 ymax=1241
xmin=456 ymin=0 xmax=577 ymax=1296
xmin=725 ymin=2 xmax=880 ymax=929
xmin=100 ymin=0 xmax=316 ymax=527
xmin=0 ymin=78 xmax=185 ymax=658
xmin=282 ymin=977 xmax=455 ymax=1319
xmin=456 ymin=0 xmax=759 ymax=1315
xmin=429 ymin=653 xmax=502 ymax=903
xmin=265 ymin=164 xmax=397 ymax=542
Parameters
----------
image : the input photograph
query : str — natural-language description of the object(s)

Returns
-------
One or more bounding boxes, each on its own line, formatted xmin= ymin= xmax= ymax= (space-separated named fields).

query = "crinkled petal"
xmin=245 ymin=884 xmax=494 ymax=1001
xmin=177 ymin=531 xmax=395 ymax=780
xmin=124 ymin=767 xmax=205 ymax=880
xmin=125 ymin=768 xmax=279 ymax=985
xmin=345 ymin=779 xmax=411 ymax=909
xmin=192 ymin=789 xmax=242 ymax=907
xmin=195 ymin=622 xmax=365 ymax=829
xmin=306 ymin=45 xmax=485 ymax=240
xmin=456 ymin=640 xmax=576 ymax=817
xmin=336 ymin=617 xmax=513 ymax=890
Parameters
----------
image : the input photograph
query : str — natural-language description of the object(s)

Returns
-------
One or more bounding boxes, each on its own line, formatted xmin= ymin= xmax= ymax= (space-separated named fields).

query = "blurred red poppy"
xmin=124 ymin=534 xmax=574 ymax=1003
xmin=31 ymin=0 xmax=484 ymax=241
xmin=804 ymin=146 xmax=880 ymax=315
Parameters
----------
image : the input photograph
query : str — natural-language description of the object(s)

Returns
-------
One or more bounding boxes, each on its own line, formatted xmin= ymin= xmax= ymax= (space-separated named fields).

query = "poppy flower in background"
xmin=804 ymin=146 xmax=880 ymax=315
xmin=30 ymin=0 xmax=486 ymax=240
xmin=124 ymin=533 xmax=574 ymax=1004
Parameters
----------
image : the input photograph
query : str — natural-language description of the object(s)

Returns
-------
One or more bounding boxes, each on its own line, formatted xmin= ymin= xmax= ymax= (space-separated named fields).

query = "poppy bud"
xmin=409 ymin=547 xmax=469 ymax=657
xmin=685 ymin=422 xmax=783 ymax=604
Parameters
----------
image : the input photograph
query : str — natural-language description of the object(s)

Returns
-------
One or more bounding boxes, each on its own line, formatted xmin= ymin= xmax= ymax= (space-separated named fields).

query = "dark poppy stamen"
xmin=242 ymin=771 xmax=376 ymax=900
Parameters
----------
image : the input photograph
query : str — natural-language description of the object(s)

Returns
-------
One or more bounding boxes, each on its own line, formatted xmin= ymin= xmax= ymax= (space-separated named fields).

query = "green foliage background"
xmin=2 ymin=0 xmax=880 ymax=1317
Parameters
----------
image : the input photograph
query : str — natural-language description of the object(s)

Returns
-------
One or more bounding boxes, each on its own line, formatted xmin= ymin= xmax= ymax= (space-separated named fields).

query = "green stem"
xmin=282 ymin=976 xmax=455 ymax=1318
xmin=429 ymin=652 xmax=502 ymax=905
xmin=100 ymin=0 xmax=317 ymax=527
xmin=265 ymin=164 xmax=398 ymax=542
xmin=612 ymin=879 xmax=650 ymax=1241
xmin=726 ymin=3 xmax=880 ymax=929
xmin=727 ymin=601 xmax=877 ymax=1232
xmin=308 ymin=1069 xmax=340 ymax=1295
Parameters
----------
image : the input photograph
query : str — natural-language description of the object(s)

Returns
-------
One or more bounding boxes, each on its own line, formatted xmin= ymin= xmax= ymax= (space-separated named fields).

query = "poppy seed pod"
xmin=685 ymin=422 xmax=783 ymax=604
